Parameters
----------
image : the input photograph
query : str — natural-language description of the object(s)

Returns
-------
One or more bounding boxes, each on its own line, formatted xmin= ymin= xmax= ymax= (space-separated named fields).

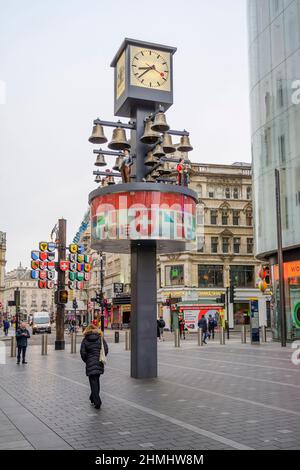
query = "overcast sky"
xmin=0 ymin=0 xmax=250 ymax=271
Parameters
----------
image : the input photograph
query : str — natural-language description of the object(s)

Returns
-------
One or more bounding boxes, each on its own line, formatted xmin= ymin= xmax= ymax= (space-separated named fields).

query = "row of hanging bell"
xmin=89 ymin=123 xmax=131 ymax=151
xmin=113 ymin=155 xmax=124 ymax=171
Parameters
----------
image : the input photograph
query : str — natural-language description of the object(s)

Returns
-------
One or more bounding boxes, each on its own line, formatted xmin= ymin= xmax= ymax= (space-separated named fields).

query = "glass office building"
xmin=248 ymin=0 xmax=300 ymax=340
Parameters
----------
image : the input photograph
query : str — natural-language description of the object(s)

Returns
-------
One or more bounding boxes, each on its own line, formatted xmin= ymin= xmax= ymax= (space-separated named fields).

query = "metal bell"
xmin=88 ymin=124 xmax=108 ymax=144
xmin=108 ymin=127 xmax=131 ymax=151
xmin=144 ymin=151 xmax=158 ymax=166
xmin=151 ymin=170 xmax=160 ymax=178
xmin=140 ymin=120 xmax=161 ymax=144
xmin=94 ymin=154 xmax=107 ymax=166
xmin=153 ymin=143 xmax=165 ymax=158
xmin=177 ymin=134 xmax=193 ymax=152
xmin=146 ymin=174 xmax=155 ymax=182
xmin=94 ymin=174 xmax=102 ymax=183
xmin=113 ymin=156 xmax=124 ymax=171
xmin=151 ymin=112 xmax=170 ymax=132
xmin=160 ymin=162 xmax=172 ymax=174
xmin=162 ymin=133 xmax=176 ymax=154
xmin=107 ymin=175 xmax=115 ymax=185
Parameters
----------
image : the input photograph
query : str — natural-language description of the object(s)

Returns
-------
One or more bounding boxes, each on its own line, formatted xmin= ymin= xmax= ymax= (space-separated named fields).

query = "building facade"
xmin=157 ymin=162 xmax=268 ymax=331
xmin=3 ymin=263 xmax=54 ymax=320
xmin=248 ymin=0 xmax=300 ymax=340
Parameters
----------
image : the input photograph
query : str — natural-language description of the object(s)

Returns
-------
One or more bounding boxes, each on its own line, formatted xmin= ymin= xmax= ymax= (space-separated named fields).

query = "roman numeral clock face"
xmin=130 ymin=47 xmax=171 ymax=91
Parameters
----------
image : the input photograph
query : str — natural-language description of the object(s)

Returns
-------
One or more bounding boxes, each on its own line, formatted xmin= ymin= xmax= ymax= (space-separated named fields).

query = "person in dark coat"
xmin=16 ymin=323 xmax=30 ymax=364
xmin=198 ymin=315 xmax=208 ymax=344
xmin=3 ymin=319 xmax=10 ymax=336
xmin=80 ymin=324 xmax=108 ymax=409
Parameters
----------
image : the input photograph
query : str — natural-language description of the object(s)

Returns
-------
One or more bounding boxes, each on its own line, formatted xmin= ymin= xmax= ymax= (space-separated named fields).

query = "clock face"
xmin=130 ymin=46 xmax=171 ymax=91
xmin=116 ymin=50 xmax=126 ymax=99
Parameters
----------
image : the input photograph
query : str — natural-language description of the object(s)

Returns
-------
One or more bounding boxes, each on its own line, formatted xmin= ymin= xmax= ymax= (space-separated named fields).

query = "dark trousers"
xmin=17 ymin=346 xmax=27 ymax=363
xmin=208 ymin=326 xmax=215 ymax=339
xmin=89 ymin=374 xmax=101 ymax=407
xmin=4 ymin=328 xmax=8 ymax=336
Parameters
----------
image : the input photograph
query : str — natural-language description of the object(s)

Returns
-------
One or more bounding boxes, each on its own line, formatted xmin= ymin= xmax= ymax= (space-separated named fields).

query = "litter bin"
xmin=115 ymin=331 xmax=119 ymax=343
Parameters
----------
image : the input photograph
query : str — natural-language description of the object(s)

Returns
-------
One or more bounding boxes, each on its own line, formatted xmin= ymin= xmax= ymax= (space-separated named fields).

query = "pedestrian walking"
xmin=208 ymin=314 xmax=216 ymax=340
xmin=3 ymin=319 xmax=10 ymax=336
xmin=16 ymin=322 xmax=30 ymax=364
xmin=157 ymin=316 xmax=166 ymax=341
xmin=198 ymin=315 xmax=208 ymax=344
xmin=80 ymin=324 xmax=108 ymax=410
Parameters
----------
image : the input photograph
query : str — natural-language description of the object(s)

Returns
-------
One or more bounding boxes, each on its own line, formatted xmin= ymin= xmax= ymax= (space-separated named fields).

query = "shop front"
xmin=111 ymin=295 xmax=131 ymax=329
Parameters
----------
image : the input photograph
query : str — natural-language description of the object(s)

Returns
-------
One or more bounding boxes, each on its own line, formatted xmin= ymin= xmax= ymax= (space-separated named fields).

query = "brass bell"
xmin=146 ymin=174 xmax=155 ymax=182
xmin=151 ymin=170 xmax=160 ymax=178
xmin=144 ymin=151 xmax=158 ymax=166
xmin=156 ymin=164 xmax=165 ymax=174
xmin=177 ymin=134 xmax=193 ymax=152
xmin=153 ymin=143 xmax=165 ymax=158
xmin=94 ymin=153 xmax=106 ymax=166
xmin=140 ymin=120 xmax=161 ymax=144
xmin=108 ymin=127 xmax=131 ymax=151
xmin=162 ymin=133 xmax=176 ymax=154
xmin=161 ymin=162 xmax=172 ymax=175
xmin=113 ymin=156 xmax=124 ymax=171
xmin=151 ymin=112 xmax=170 ymax=132
xmin=88 ymin=124 xmax=108 ymax=144
xmin=94 ymin=174 xmax=102 ymax=183
xmin=107 ymin=175 xmax=115 ymax=185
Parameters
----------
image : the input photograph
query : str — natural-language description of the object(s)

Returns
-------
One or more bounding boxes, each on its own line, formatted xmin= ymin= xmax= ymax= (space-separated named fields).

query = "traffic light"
xmin=96 ymin=293 xmax=103 ymax=305
xmin=264 ymin=266 xmax=270 ymax=285
xmin=58 ymin=290 xmax=68 ymax=304
xmin=230 ymin=284 xmax=236 ymax=303
xmin=73 ymin=299 xmax=78 ymax=310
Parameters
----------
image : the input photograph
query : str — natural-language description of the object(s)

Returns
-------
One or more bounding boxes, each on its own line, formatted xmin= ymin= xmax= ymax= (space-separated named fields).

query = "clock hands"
xmin=138 ymin=66 xmax=152 ymax=79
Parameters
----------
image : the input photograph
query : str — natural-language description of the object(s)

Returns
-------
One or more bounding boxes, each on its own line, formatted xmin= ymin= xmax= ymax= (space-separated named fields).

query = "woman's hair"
xmin=83 ymin=324 xmax=99 ymax=336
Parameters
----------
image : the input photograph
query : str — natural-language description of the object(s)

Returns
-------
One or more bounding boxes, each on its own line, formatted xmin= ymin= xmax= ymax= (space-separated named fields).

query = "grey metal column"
xmin=131 ymin=106 xmax=155 ymax=182
xmin=131 ymin=241 xmax=157 ymax=379
xmin=55 ymin=218 xmax=66 ymax=350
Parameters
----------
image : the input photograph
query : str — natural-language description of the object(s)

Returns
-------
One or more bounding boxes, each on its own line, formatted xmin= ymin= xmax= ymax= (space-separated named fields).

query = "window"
xmin=165 ymin=265 xmax=184 ymax=286
xmin=278 ymin=134 xmax=286 ymax=163
xmin=197 ymin=205 xmax=204 ymax=225
xmin=197 ymin=236 xmax=204 ymax=253
xmin=211 ymin=237 xmax=218 ymax=253
xmin=233 ymin=210 xmax=240 ymax=226
xmin=208 ymin=191 xmax=214 ymax=198
xmin=233 ymin=238 xmax=240 ymax=254
xmin=210 ymin=210 xmax=217 ymax=225
xmin=233 ymin=188 xmax=239 ymax=199
xmin=246 ymin=187 xmax=252 ymax=200
xmin=222 ymin=210 xmax=228 ymax=225
xmin=247 ymin=238 xmax=253 ymax=254
xmin=198 ymin=265 xmax=223 ymax=288
xmin=225 ymin=187 xmax=231 ymax=199
xmin=277 ymin=79 xmax=284 ymax=109
xmin=196 ymin=185 xmax=202 ymax=198
xmin=246 ymin=210 xmax=252 ymax=226
xmin=222 ymin=237 xmax=230 ymax=254
xmin=230 ymin=265 xmax=254 ymax=288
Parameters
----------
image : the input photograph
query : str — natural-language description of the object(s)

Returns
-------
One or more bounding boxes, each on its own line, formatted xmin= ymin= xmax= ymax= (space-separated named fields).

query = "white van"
xmin=32 ymin=312 xmax=51 ymax=334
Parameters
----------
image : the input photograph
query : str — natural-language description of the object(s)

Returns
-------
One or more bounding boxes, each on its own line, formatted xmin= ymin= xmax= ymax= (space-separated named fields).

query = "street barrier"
xmin=174 ymin=329 xmax=180 ymax=348
xmin=71 ymin=332 xmax=77 ymax=354
xmin=10 ymin=336 xmax=16 ymax=357
xmin=198 ymin=328 xmax=203 ymax=346
xmin=261 ymin=325 xmax=267 ymax=343
xmin=125 ymin=330 xmax=131 ymax=351
xmin=115 ymin=331 xmax=119 ymax=343
xmin=219 ymin=327 xmax=225 ymax=345
xmin=41 ymin=334 xmax=48 ymax=356
xmin=241 ymin=325 xmax=247 ymax=344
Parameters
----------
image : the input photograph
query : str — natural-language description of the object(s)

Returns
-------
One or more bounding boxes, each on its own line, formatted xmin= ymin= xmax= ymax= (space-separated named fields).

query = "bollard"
xmin=71 ymin=332 xmax=77 ymax=354
xmin=219 ymin=327 xmax=225 ymax=345
xmin=198 ymin=328 xmax=203 ymax=346
xmin=41 ymin=334 xmax=48 ymax=356
xmin=125 ymin=330 xmax=131 ymax=351
xmin=174 ymin=329 xmax=180 ymax=348
xmin=115 ymin=331 xmax=119 ymax=343
xmin=241 ymin=325 xmax=247 ymax=344
xmin=261 ymin=325 xmax=267 ymax=343
xmin=10 ymin=336 xmax=16 ymax=357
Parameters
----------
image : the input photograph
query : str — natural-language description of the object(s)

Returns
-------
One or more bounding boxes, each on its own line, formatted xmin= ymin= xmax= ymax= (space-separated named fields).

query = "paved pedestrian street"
xmin=0 ymin=336 xmax=300 ymax=450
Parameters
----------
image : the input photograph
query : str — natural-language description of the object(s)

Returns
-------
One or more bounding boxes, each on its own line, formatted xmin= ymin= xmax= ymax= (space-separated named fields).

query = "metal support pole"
xmin=198 ymin=328 xmax=203 ymax=346
xmin=71 ymin=332 xmax=77 ymax=353
xmin=174 ymin=329 xmax=180 ymax=348
xmin=100 ymin=252 xmax=104 ymax=335
xmin=41 ymin=334 xmax=48 ymax=355
xmin=10 ymin=336 xmax=16 ymax=357
xmin=261 ymin=325 xmax=267 ymax=343
xmin=55 ymin=218 xmax=66 ymax=350
xmin=241 ymin=325 xmax=247 ymax=343
xmin=275 ymin=169 xmax=287 ymax=347
xmin=125 ymin=330 xmax=131 ymax=351
xmin=219 ymin=327 xmax=225 ymax=345
xmin=226 ymin=287 xmax=230 ymax=340
xmin=14 ymin=288 xmax=20 ymax=332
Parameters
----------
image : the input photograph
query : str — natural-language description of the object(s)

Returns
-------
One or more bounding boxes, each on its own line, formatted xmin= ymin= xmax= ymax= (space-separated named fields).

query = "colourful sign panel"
xmin=90 ymin=191 xmax=196 ymax=242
